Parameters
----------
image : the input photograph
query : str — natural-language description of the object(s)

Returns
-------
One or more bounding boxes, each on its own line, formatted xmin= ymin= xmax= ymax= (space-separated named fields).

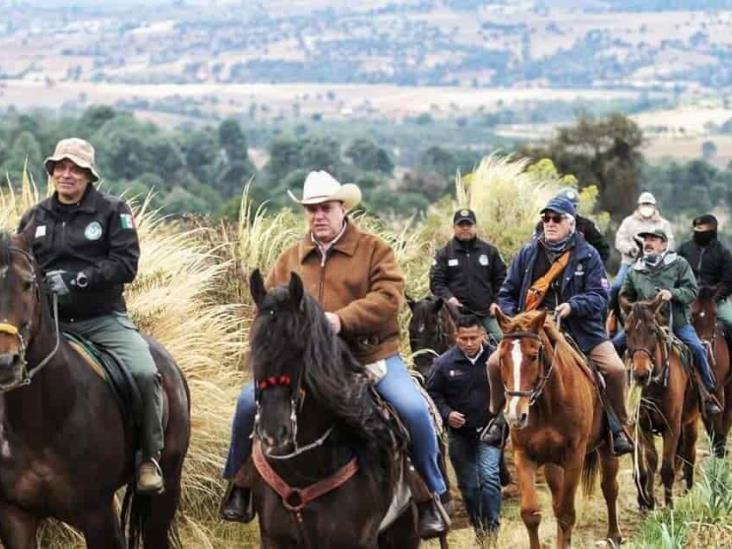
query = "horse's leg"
xmin=598 ymin=444 xmax=622 ymax=545
xmin=80 ymin=501 xmax=125 ymax=549
xmin=660 ymin=427 xmax=681 ymax=508
xmin=0 ymin=501 xmax=40 ymax=549
xmin=636 ymin=428 xmax=656 ymax=511
xmin=554 ymin=452 xmax=583 ymax=549
xmin=678 ymin=421 xmax=698 ymax=492
xmin=514 ymin=449 xmax=541 ymax=549
xmin=545 ymin=463 xmax=566 ymax=544
xmin=142 ymin=459 xmax=185 ymax=548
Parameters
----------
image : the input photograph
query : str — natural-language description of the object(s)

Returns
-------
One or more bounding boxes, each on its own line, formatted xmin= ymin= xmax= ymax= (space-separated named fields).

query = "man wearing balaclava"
xmin=612 ymin=192 xmax=675 ymax=292
xmin=678 ymin=214 xmax=732 ymax=340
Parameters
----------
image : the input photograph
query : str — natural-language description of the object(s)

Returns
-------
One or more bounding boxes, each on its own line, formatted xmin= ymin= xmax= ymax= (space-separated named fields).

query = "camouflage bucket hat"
xmin=44 ymin=138 xmax=101 ymax=183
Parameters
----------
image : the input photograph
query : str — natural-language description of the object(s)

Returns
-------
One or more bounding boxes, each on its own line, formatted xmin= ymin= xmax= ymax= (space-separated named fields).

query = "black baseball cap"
xmin=453 ymin=208 xmax=476 ymax=225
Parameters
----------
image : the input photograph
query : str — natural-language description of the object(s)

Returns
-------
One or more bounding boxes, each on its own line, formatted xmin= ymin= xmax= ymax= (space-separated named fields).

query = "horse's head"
xmin=691 ymin=285 xmax=718 ymax=341
xmin=0 ymin=232 xmax=42 ymax=390
xmin=407 ymin=296 xmax=456 ymax=377
xmin=495 ymin=309 xmax=548 ymax=430
xmin=621 ymin=295 xmax=666 ymax=385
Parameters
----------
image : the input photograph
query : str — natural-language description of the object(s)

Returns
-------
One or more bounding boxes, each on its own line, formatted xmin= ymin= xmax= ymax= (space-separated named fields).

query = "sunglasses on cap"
xmin=541 ymin=213 xmax=565 ymax=224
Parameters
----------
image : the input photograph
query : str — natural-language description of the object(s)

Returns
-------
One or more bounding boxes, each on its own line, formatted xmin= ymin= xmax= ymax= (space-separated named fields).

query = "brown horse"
xmin=407 ymin=296 xmax=457 ymax=378
xmin=691 ymin=286 xmax=732 ymax=457
xmin=621 ymin=295 xmax=699 ymax=510
xmin=0 ymin=233 xmax=191 ymax=548
xmin=494 ymin=309 xmax=621 ymax=549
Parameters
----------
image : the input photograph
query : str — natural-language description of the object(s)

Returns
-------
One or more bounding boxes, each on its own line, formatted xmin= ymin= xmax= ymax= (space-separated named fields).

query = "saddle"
xmin=63 ymin=331 xmax=143 ymax=429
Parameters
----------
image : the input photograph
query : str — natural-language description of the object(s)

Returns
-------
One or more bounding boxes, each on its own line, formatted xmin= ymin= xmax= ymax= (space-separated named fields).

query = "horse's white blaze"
xmin=508 ymin=340 xmax=523 ymax=419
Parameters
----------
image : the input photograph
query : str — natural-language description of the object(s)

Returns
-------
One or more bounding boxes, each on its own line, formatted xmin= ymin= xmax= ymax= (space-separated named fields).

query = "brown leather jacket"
xmin=266 ymin=221 xmax=404 ymax=364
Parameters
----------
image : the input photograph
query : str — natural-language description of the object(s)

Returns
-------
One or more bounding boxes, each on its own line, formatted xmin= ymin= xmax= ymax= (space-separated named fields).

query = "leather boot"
xmin=220 ymin=482 xmax=255 ymax=523
xmin=611 ymin=430 xmax=633 ymax=456
xmin=480 ymin=414 xmax=507 ymax=447
xmin=136 ymin=458 xmax=164 ymax=494
xmin=704 ymin=393 xmax=722 ymax=417
xmin=417 ymin=492 xmax=451 ymax=539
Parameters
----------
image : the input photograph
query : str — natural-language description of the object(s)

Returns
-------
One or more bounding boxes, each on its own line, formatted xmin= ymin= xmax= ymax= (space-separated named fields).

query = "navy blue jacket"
xmin=426 ymin=344 xmax=493 ymax=436
xmin=497 ymin=234 xmax=610 ymax=353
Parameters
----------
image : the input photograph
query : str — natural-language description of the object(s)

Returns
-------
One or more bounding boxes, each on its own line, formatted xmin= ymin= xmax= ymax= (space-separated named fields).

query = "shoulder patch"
xmin=120 ymin=213 xmax=135 ymax=230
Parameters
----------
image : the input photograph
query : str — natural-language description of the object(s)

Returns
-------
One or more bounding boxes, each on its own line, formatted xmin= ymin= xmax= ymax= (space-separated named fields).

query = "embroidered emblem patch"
xmin=120 ymin=213 xmax=135 ymax=230
xmin=34 ymin=225 xmax=46 ymax=238
xmin=479 ymin=254 xmax=489 ymax=266
xmin=448 ymin=259 xmax=459 ymax=267
xmin=84 ymin=221 xmax=103 ymax=241
xmin=461 ymin=209 xmax=469 ymax=216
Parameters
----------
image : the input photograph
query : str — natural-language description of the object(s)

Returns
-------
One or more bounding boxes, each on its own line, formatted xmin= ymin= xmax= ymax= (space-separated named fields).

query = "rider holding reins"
xmin=482 ymin=196 xmax=633 ymax=455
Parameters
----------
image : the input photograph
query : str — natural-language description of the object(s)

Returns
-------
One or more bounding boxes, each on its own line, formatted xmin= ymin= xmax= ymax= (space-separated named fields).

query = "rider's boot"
xmin=220 ymin=481 xmax=256 ymax=523
xmin=137 ymin=455 xmax=164 ymax=494
xmin=417 ymin=492 xmax=451 ymax=539
xmin=480 ymin=413 xmax=507 ymax=447
xmin=611 ymin=429 xmax=634 ymax=456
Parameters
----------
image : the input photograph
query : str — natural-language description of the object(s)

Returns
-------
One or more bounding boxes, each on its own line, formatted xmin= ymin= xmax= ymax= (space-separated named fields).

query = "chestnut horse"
xmin=494 ymin=309 xmax=621 ymax=549
xmin=691 ymin=286 xmax=732 ymax=457
xmin=621 ymin=295 xmax=699 ymax=509
xmin=0 ymin=232 xmax=191 ymax=548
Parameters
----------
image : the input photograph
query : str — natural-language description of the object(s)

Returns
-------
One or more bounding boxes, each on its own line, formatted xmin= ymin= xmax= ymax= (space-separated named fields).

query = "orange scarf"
xmin=525 ymin=250 xmax=571 ymax=311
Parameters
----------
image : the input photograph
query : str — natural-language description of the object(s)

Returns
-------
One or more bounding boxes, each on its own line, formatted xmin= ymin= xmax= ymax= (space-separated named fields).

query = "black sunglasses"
xmin=541 ymin=213 xmax=565 ymax=224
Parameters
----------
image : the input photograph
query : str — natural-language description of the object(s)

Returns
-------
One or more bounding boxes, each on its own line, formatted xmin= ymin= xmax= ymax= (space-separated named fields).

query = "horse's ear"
xmin=249 ymin=269 xmax=267 ymax=308
xmin=651 ymin=293 xmax=666 ymax=315
xmin=494 ymin=307 xmax=511 ymax=332
xmin=288 ymin=271 xmax=304 ymax=309
xmin=406 ymin=294 xmax=415 ymax=312
xmin=531 ymin=310 xmax=547 ymax=333
xmin=619 ymin=295 xmax=632 ymax=316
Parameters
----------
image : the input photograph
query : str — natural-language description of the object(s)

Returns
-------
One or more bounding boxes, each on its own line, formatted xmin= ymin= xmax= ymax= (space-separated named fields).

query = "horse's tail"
xmin=121 ymin=482 xmax=149 ymax=549
xmin=581 ymin=449 xmax=599 ymax=496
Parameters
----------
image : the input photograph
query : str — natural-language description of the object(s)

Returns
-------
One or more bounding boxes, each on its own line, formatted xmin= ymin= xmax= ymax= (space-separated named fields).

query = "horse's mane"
xmin=0 ymin=232 xmax=11 ymax=268
xmin=250 ymin=286 xmax=404 ymax=481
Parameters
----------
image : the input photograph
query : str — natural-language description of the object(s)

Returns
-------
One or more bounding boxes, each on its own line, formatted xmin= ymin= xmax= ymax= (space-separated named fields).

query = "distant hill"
xmin=2 ymin=1 xmax=732 ymax=91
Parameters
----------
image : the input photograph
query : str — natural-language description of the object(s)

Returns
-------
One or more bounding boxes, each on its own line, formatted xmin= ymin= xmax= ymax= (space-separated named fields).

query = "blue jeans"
xmin=223 ymin=354 xmax=447 ymax=495
xmin=613 ymin=324 xmax=715 ymax=390
xmin=611 ymin=263 xmax=631 ymax=291
xmin=448 ymin=432 xmax=501 ymax=532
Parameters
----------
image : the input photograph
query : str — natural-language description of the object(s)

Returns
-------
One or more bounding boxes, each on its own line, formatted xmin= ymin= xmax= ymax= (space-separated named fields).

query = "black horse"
xmin=0 ymin=232 xmax=191 ymax=548
xmin=407 ymin=296 xmax=457 ymax=378
xmin=247 ymin=269 xmax=422 ymax=548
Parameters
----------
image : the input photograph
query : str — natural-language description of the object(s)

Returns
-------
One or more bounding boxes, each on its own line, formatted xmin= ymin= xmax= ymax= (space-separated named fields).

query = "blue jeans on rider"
xmin=448 ymin=432 xmax=501 ymax=532
xmin=223 ymin=354 xmax=448 ymax=496
xmin=612 ymin=323 xmax=716 ymax=390
xmin=611 ymin=263 xmax=631 ymax=291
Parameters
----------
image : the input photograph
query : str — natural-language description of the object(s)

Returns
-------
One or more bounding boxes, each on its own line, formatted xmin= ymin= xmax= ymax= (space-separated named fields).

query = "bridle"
xmin=626 ymin=305 xmax=673 ymax=387
xmin=501 ymin=330 xmax=555 ymax=407
xmin=0 ymin=247 xmax=60 ymax=393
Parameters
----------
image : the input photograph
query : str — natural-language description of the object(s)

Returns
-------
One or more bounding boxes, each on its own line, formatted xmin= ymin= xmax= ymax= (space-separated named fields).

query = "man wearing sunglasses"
xmin=482 ymin=196 xmax=633 ymax=455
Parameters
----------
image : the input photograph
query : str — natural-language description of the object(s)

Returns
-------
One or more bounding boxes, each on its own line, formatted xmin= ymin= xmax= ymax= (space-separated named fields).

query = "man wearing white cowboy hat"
xmin=222 ymin=170 xmax=451 ymax=538
xmin=17 ymin=137 xmax=166 ymax=494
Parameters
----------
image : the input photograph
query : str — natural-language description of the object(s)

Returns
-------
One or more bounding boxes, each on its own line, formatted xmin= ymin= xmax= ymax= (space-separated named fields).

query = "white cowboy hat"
xmin=287 ymin=170 xmax=362 ymax=211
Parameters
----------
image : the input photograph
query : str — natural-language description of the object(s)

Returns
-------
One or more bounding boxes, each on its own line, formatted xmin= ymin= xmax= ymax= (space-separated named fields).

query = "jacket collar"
xmin=39 ymin=184 xmax=100 ymax=216
xmin=298 ymin=219 xmax=360 ymax=264
xmin=632 ymin=251 xmax=679 ymax=272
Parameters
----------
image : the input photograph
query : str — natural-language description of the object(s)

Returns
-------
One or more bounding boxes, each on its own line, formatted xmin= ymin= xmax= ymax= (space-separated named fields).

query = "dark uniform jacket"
xmin=429 ymin=237 xmax=506 ymax=316
xmin=427 ymin=344 xmax=493 ymax=436
xmin=535 ymin=214 xmax=610 ymax=263
xmin=678 ymin=238 xmax=732 ymax=301
xmin=17 ymin=185 xmax=140 ymax=322
xmin=498 ymin=233 xmax=609 ymax=353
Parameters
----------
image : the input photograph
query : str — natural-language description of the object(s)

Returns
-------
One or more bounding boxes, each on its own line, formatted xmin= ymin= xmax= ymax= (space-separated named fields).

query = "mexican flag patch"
xmin=120 ymin=213 xmax=135 ymax=230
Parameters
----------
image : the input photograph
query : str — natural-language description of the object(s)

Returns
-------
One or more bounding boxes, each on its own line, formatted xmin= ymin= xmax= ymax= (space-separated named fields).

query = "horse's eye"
xmin=528 ymin=353 xmax=539 ymax=361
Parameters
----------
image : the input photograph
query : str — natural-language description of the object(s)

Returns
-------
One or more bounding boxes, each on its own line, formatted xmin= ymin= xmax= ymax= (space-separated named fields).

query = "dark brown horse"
xmin=621 ymin=295 xmax=699 ymax=510
xmin=691 ymin=286 xmax=732 ymax=457
xmin=494 ymin=309 xmax=621 ymax=549
xmin=246 ymin=270 xmax=421 ymax=548
xmin=407 ymin=296 xmax=457 ymax=378
xmin=0 ymin=232 xmax=191 ymax=548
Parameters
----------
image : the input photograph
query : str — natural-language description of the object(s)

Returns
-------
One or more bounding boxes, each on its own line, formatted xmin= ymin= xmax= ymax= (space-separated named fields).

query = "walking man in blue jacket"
xmin=482 ymin=196 xmax=633 ymax=455
xmin=427 ymin=315 xmax=501 ymax=540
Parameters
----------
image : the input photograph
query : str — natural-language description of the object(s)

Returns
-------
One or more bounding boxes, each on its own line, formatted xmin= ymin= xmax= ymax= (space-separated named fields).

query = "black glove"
xmin=44 ymin=270 xmax=89 ymax=295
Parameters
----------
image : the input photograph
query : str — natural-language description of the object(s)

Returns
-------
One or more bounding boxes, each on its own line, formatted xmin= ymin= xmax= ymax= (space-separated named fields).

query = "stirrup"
xmin=136 ymin=457 xmax=165 ymax=495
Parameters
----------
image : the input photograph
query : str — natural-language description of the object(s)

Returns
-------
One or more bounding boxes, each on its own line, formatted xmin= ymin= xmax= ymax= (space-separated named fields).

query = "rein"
xmin=501 ymin=330 xmax=556 ymax=406
xmin=0 ymin=247 xmax=61 ymax=393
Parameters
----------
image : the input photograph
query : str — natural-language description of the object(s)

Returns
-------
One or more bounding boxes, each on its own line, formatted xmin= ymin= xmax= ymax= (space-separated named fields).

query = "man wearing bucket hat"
xmin=222 ymin=170 xmax=451 ymax=538
xmin=17 ymin=138 xmax=166 ymax=493
xmin=482 ymin=196 xmax=633 ymax=455
xmin=613 ymin=192 xmax=674 ymax=291
xmin=430 ymin=208 xmax=507 ymax=342
xmin=613 ymin=227 xmax=722 ymax=417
